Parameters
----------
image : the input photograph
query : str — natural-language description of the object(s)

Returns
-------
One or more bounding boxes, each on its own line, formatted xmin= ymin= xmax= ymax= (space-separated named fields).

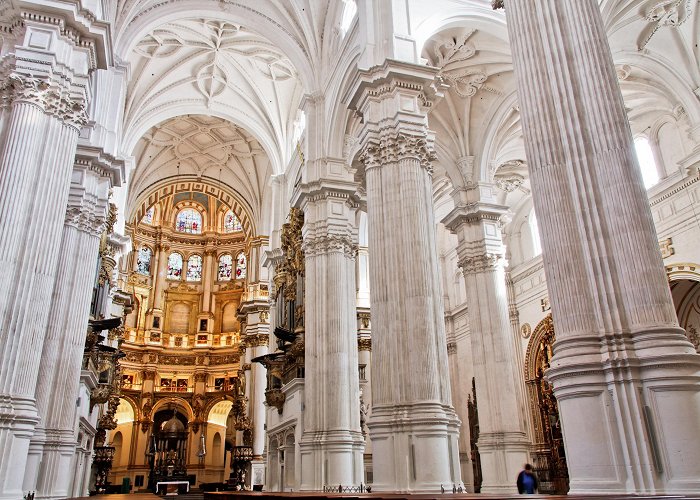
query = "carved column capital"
xmin=458 ymin=252 xmax=506 ymax=275
xmin=359 ymin=133 xmax=437 ymax=174
xmin=302 ymin=233 xmax=357 ymax=259
xmin=358 ymin=338 xmax=372 ymax=352
xmin=0 ymin=73 xmax=88 ymax=130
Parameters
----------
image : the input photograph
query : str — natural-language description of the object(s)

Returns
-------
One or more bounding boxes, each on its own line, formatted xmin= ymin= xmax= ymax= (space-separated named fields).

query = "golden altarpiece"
xmin=108 ymin=182 xmax=262 ymax=488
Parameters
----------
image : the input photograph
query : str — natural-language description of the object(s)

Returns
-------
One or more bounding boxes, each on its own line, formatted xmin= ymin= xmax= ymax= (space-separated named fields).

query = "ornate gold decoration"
xmin=521 ymin=323 xmax=532 ymax=339
xmin=358 ymin=338 xmax=372 ymax=352
xmin=659 ymin=237 xmax=675 ymax=259
xmin=358 ymin=313 xmax=371 ymax=330
xmin=541 ymin=296 xmax=551 ymax=312
xmin=194 ymin=372 xmax=208 ymax=382
xmin=265 ymin=389 xmax=286 ymax=414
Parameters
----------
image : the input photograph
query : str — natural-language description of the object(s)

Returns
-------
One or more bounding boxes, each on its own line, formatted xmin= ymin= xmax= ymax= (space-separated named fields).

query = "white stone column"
xmin=444 ymin=201 xmax=530 ymax=493
xmin=349 ymin=61 xmax=461 ymax=493
xmin=296 ymin=183 xmax=365 ymax=490
xmin=27 ymin=158 xmax=118 ymax=499
xmin=0 ymin=68 xmax=90 ymax=500
xmin=503 ymin=0 xmax=700 ymax=493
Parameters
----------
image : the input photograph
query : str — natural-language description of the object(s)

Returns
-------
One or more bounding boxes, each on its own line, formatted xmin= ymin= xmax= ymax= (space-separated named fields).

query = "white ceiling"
xmin=128 ymin=114 xmax=271 ymax=223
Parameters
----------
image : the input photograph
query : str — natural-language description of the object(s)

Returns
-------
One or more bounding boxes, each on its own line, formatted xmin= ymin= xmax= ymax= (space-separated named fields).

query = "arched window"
xmin=223 ymin=210 xmax=242 ymax=233
xmin=634 ymin=137 xmax=660 ymax=189
xmin=142 ymin=206 xmax=154 ymax=224
xmin=218 ymin=254 xmax=233 ymax=281
xmin=235 ymin=252 xmax=247 ymax=280
xmin=340 ymin=0 xmax=357 ymax=35
xmin=167 ymin=253 xmax=183 ymax=280
xmin=137 ymin=246 xmax=152 ymax=275
xmin=176 ymin=208 xmax=202 ymax=234
xmin=186 ymin=255 xmax=202 ymax=282
xmin=530 ymin=212 xmax=542 ymax=257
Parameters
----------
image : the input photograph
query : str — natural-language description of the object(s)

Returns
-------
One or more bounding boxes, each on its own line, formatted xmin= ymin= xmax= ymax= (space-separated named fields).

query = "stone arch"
xmin=128 ymin=176 xmax=256 ymax=238
xmin=151 ymin=396 xmax=194 ymax=423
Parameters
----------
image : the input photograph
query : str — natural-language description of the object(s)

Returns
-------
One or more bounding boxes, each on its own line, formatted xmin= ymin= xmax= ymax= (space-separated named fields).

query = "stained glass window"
xmin=223 ymin=210 xmax=242 ymax=233
xmin=175 ymin=208 xmax=202 ymax=234
xmin=186 ymin=255 xmax=202 ymax=282
xmin=167 ymin=253 xmax=183 ymax=280
xmin=218 ymin=254 xmax=233 ymax=281
xmin=136 ymin=246 xmax=152 ymax=275
xmin=235 ymin=252 xmax=247 ymax=280
xmin=142 ymin=207 xmax=154 ymax=224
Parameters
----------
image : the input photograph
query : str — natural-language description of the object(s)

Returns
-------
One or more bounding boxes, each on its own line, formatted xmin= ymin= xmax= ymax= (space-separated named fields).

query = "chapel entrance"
xmin=524 ymin=314 xmax=569 ymax=494
xmin=669 ymin=273 xmax=700 ymax=353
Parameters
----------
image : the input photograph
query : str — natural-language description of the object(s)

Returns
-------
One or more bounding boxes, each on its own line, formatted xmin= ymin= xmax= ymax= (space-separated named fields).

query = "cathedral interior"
xmin=0 ymin=0 xmax=699 ymax=498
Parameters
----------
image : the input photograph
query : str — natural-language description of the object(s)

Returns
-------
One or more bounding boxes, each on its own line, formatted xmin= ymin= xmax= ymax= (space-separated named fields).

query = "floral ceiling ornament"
xmin=493 ymin=159 xmax=529 ymax=194
xmin=433 ymin=30 xmax=477 ymax=68
xmin=639 ymin=0 xmax=693 ymax=50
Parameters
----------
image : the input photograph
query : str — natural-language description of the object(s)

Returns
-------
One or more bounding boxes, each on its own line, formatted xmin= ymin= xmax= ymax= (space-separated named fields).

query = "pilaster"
xmin=347 ymin=60 xmax=461 ymax=493
xmin=503 ymin=0 xmax=700 ymax=493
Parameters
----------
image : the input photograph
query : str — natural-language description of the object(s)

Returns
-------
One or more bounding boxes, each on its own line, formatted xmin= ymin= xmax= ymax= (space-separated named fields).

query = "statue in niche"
xmin=359 ymin=391 xmax=369 ymax=437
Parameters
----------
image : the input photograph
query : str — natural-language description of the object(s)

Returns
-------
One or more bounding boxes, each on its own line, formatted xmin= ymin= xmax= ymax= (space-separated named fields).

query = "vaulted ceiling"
xmin=128 ymin=114 xmax=270 ymax=224
xmin=123 ymin=19 xmax=305 ymax=173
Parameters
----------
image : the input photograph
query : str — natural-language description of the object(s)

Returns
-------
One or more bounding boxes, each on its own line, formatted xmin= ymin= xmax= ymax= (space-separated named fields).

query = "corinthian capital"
xmin=459 ymin=252 xmax=505 ymax=274
xmin=0 ymin=73 xmax=88 ymax=130
xmin=360 ymin=133 xmax=437 ymax=174
xmin=65 ymin=206 xmax=107 ymax=237
xmin=302 ymin=234 xmax=357 ymax=259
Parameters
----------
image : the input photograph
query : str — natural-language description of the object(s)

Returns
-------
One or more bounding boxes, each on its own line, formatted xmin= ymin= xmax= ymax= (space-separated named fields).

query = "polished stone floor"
xmin=69 ymin=493 xmax=700 ymax=500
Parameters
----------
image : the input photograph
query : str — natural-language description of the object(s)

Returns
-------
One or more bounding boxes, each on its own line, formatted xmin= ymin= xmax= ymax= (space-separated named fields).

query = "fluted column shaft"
xmin=152 ymin=246 xmax=169 ymax=312
xmin=0 ymin=75 xmax=86 ymax=499
xmin=504 ymin=0 xmax=700 ymax=493
xmin=201 ymin=251 xmax=215 ymax=314
xmin=444 ymin=203 xmax=530 ymax=493
xmin=349 ymin=62 xmax=461 ymax=493
xmin=27 ymin=166 xmax=110 ymax=499
xmin=298 ymin=186 xmax=364 ymax=490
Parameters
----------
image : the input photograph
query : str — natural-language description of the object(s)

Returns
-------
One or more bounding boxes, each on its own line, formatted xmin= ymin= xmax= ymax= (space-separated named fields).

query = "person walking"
xmin=516 ymin=463 xmax=538 ymax=494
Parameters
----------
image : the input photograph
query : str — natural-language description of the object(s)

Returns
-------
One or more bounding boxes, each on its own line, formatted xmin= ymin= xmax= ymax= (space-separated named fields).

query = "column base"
xmin=550 ymin=328 xmax=700 ymax=495
xmin=0 ymin=396 xmax=40 ymax=500
xmin=477 ymin=431 xmax=529 ymax=494
xmin=299 ymin=430 xmax=365 ymax=491
xmin=250 ymin=459 xmax=266 ymax=489
xmin=368 ymin=402 xmax=462 ymax=493
xmin=34 ymin=430 xmax=78 ymax=500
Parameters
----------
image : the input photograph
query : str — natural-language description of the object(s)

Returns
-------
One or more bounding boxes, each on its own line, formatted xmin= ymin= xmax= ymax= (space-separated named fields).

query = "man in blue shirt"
xmin=516 ymin=464 xmax=538 ymax=494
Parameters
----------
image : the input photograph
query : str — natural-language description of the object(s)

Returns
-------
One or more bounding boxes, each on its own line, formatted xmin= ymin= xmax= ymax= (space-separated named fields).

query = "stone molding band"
xmin=0 ymin=73 xmax=88 ymax=130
